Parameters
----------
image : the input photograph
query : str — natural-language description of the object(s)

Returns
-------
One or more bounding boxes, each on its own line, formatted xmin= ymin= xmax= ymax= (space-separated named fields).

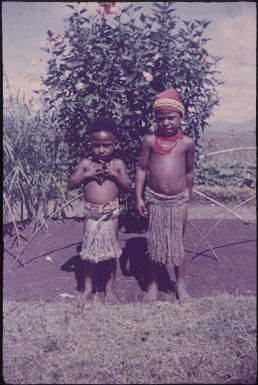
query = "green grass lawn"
xmin=3 ymin=293 xmax=256 ymax=384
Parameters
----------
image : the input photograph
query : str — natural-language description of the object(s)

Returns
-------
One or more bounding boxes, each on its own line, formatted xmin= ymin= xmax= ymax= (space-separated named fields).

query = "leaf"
xmin=40 ymin=46 xmax=50 ymax=53
xmin=203 ymin=20 xmax=212 ymax=28
xmin=47 ymin=30 xmax=53 ymax=37
xmin=3 ymin=137 xmax=14 ymax=162
xmin=9 ymin=168 xmax=19 ymax=192
xmin=133 ymin=5 xmax=143 ymax=12
xmin=140 ymin=13 xmax=146 ymax=23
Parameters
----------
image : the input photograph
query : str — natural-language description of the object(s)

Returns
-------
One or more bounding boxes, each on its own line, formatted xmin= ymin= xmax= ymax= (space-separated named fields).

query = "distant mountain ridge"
xmin=208 ymin=119 xmax=256 ymax=132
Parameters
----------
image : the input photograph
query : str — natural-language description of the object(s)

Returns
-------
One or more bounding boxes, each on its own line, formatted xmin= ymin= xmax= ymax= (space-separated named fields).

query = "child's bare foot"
xmin=82 ymin=288 xmax=93 ymax=301
xmin=93 ymin=292 xmax=102 ymax=304
xmin=161 ymin=291 xmax=176 ymax=303
xmin=176 ymin=282 xmax=191 ymax=304
xmin=105 ymin=291 xmax=119 ymax=305
xmin=143 ymin=283 xmax=158 ymax=303
xmin=76 ymin=291 xmax=89 ymax=307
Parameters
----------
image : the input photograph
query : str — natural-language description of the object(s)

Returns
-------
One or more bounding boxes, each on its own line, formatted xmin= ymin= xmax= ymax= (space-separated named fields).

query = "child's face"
xmin=155 ymin=108 xmax=182 ymax=136
xmin=91 ymin=131 xmax=116 ymax=161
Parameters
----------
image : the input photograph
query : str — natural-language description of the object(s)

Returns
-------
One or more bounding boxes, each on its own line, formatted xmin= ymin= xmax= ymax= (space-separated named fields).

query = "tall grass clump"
xmin=3 ymin=293 xmax=256 ymax=384
xmin=3 ymin=94 xmax=75 ymax=230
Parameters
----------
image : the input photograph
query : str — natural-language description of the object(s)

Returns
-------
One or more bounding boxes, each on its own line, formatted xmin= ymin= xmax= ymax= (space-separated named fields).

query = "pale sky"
xmin=2 ymin=1 xmax=256 ymax=124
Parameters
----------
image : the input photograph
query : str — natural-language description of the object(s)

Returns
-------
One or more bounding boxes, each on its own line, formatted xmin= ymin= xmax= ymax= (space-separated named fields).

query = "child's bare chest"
xmin=87 ymin=160 xmax=118 ymax=190
xmin=149 ymin=143 xmax=185 ymax=182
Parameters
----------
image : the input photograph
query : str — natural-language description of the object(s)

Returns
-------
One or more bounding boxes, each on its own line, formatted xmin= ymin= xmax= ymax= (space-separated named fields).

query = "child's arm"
xmin=135 ymin=135 xmax=152 ymax=217
xmin=68 ymin=159 xmax=101 ymax=190
xmin=185 ymin=139 xmax=195 ymax=196
xmin=104 ymin=160 xmax=132 ymax=192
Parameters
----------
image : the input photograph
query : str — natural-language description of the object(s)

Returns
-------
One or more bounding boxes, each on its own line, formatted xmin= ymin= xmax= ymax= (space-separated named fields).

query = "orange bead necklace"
xmin=154 ymin=130 xmax=184 ymax=155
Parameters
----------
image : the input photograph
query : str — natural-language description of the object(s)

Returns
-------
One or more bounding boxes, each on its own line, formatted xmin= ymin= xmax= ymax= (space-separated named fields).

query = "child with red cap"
xmin=136 ymin=88 xmax=195 ymax=303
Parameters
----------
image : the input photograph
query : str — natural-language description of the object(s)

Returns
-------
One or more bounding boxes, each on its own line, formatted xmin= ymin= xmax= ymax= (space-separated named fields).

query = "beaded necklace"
xmin=154 ymin=130 xmax=184 ymax=155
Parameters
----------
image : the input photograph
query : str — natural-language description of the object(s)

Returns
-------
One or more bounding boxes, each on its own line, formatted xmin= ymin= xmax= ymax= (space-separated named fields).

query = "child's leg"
xmin=174 ymin=202 xmax=191 ymax=303
xmin=104 ymin=217 xmax=119 ymax=304
xmin=144 ymin=203 xmax=159 ymax=302
xmin=82 ymin=261 xmax=94 ymax=299
xmin=143 ymin=260 xmax=159 ymax=302
xmin=104 ymin=259 xmax=119 ymax=304
xmin=80 ymin=219 xmax=94 ymax=299
xmin=112 ymin=217 xmax=119 ymax=237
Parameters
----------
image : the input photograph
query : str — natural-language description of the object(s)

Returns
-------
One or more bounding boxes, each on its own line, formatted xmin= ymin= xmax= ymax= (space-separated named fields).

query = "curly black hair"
xmin=89 ymin=116 xmax=118 ymax=136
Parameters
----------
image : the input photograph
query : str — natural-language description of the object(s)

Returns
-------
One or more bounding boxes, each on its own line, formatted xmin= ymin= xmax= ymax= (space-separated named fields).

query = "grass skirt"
xmin=80 ymin=200 xmax=122 ymax=263
xmin=145 ymin=187 xmax=189 ymax=267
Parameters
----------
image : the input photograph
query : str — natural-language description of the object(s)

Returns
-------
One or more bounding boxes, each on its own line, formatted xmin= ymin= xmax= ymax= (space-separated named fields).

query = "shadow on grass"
xmin=61 ymin=244 xmax=117 ymax=293
xmin=120 ymin=237 xmax=175 ymax=294
xmin=61 ymin=239 xmax=175 ymax=296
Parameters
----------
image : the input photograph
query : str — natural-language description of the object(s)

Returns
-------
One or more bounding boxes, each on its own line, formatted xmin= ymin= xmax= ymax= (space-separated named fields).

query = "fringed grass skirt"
xmin=79 ymin=199 xmax=122 ymax=263
xmin=145 ymin=186 xmax=189 ymax=267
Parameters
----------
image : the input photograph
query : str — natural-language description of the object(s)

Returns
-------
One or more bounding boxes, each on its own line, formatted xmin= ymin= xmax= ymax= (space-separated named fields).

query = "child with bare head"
xmin=136 ymin=88 xmax=195 ymax=303
xmin=68 ymin=116 xmax=132 ymax=304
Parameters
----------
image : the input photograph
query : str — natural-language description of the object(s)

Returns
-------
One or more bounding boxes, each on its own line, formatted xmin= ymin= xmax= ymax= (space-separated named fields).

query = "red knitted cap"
xmin=153 ymin=88 xmax=185 ymax=116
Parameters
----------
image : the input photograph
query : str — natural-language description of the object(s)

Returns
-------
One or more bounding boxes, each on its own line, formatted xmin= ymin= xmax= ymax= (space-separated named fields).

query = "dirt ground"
xmin=3 ymin=204 xmax=256 ymax=304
